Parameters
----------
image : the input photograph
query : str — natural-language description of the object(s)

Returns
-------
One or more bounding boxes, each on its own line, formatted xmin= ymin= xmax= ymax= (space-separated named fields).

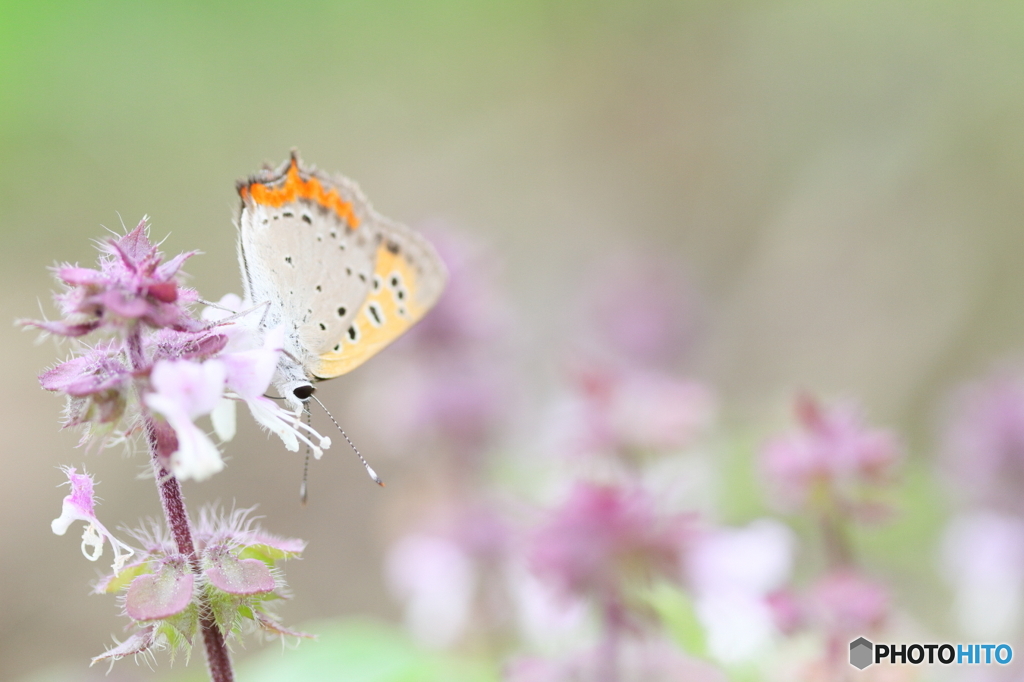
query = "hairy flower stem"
xmin=129 ymin=327 xmax=234 ymax=682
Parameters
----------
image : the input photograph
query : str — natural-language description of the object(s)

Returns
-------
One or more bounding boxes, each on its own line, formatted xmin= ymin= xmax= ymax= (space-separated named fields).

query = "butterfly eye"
xmin=293 ymin=384 xmax=315 ymax=401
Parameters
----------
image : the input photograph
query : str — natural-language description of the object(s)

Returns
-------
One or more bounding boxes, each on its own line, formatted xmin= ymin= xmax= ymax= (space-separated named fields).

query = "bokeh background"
xmin=4 ymin=1 xmax=1024 ymax=680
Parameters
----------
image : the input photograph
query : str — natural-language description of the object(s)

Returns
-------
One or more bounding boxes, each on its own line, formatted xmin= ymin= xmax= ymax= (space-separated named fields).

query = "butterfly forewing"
xmin=236 ymin=153 xmax=447 ymax=382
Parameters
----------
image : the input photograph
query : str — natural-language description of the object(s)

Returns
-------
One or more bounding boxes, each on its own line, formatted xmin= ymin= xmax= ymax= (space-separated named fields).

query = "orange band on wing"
xmin=312 ymin=242 xmax=426 ymax=379
xmin=239 ymin=158 xmax=360 ymax=228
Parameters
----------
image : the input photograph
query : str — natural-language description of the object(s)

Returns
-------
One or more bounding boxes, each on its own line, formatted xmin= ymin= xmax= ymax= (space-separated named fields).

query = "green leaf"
xmin=238 ymin=543 xmax=301 ymax=564
xmin=643 ymin=582 xmax=708 ymax=659
xmin=232 ymin=618 xmax=498 ymax=682
xmin=97 ymin=560 xmax=151 ymax=594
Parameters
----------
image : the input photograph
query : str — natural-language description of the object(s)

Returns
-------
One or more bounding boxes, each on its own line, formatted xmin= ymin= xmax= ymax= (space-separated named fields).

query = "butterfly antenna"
xmin=309 ymin=394 xmax=385 ymax=487
xmin=300 ymin=405 xmax=312 ymax=505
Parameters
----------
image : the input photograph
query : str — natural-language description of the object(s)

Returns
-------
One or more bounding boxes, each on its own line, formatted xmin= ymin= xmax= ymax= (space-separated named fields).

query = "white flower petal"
xmin=148 ymin=359 xmax=227 ymax=420
xmin=166 ymin=414 xmax=225 ymax=482
xmin=247 ymin=396 xmax=300 ymax=451
xmin=81 ymin=523 xmax=104 ymax=561
xmin=211 ymin=396 xmax=237 ymax=442
xmin=51 ymin=498 xmax=87 ymax=536
xmin=244 ymin=395 xmax=330 ymax=456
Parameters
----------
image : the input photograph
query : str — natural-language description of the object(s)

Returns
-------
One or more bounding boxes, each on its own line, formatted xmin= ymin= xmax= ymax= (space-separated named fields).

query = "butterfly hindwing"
xmin=311 ymin=217 xmax=447 ymax=379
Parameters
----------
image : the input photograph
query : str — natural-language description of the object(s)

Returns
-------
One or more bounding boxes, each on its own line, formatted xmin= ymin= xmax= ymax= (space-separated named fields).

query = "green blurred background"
xmin=4 ymin=1 xmax=1024 ymax=679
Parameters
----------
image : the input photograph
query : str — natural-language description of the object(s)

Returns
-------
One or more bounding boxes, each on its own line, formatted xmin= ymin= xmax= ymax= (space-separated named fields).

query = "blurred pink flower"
xmin=578 ymin=252 xmax=700 ymax=369
xmin=765 ymin=589 xmax=804 ymax=635
xmin=403 ymin=224 xmax=510 ymax=349
xmin=942 ymin=368 xmax=1024 ymax=512
xmin=554 ymin=365 xmax=714 ymax=460
xmin=941 ymin=511 xmax=1024 ymax=639
xmin=385 ymin=499 xmax=520 ymax=649
xmin=355 ymin=225 xmax=517 ymax=458
xmin=686 ymin=519 xmax=795 ymax=663
xmin=385 ymin=533 xmax=478 ymax=649
xmin=810 ymin=570 xmax=888 ymax=635
xmin=529 ymin=482 xmax=689 ymax=606
xmin=504 ymin=637 xmax=727 ymax=682
xmin=760 ymin=395 xmax=901 ymax=512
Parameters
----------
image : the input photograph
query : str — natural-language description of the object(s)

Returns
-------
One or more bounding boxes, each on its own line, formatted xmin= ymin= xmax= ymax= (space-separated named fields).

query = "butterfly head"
xmin=277 ymin=376 xmax=316 ymax=411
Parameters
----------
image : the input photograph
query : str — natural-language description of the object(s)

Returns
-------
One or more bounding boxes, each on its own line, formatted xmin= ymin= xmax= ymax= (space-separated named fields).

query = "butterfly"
xmin=235 ymin=151 xmax=447 ymax=411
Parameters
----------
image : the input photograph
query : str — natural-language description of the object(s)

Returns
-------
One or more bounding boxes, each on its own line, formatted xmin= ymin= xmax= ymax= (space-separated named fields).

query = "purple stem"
xmin=128 ymin=328 xmax=234 ymax=682
xmin=595 ymin=597 xmax=624 ymax=682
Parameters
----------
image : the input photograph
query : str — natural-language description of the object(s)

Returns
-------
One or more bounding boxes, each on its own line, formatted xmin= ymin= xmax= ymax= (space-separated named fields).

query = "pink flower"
xmin=143 ymin=325 xmax=330 ymax=481
xmin=505 ymin=637 xmax=727 ymax=682
xmin=941 ymin=368 xmax=1024 ymax=511
xmin=686 ymin=519 xmax=796 ymax=663
xmin=386 ymin=533 xmax=478 ymax=649
xmin=144 ymin=359 xmax=228 ymax=481
xmin=353 ymin=225 xmax=516 ymax=457
xmin=51 ymin=467 xmax=134 ymax=574
xmin=578 ymin=252 xmax=700 ymax=369
xmin=529 ymin=482 xmax=689 ymax=604
xmin=205 ymin=299 xmax=332 ymax=456
xmin=402 ymin=224 xmax=509 ymax=349
xmin=24 ymin=218 xmax=201 ymax=337
xmin=554 ymin=365 xmax=714 ymax=460
xmin=759 ymin=395 xmax=901 ymax=512
xmin=941 ymin=511 xmax=1024 ymax=638
xmin=40 ymin=342 xmax=131 ymax=433
xmin=809 ymin=570 xmax=888 ymax=635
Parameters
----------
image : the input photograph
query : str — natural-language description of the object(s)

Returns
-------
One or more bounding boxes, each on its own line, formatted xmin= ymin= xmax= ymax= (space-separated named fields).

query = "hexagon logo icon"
xmin=850 ymin=637 xmax=874 ymax=670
